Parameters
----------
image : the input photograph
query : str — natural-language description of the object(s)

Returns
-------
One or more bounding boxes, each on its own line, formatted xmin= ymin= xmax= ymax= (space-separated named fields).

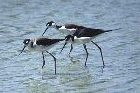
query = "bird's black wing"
xmin=74 ymin=28 xmax=105 ymax=38
xmin=65 ymin=24 xmax=86 ymax=29
xmin=36 ymin=38 xmax=64 ymax=46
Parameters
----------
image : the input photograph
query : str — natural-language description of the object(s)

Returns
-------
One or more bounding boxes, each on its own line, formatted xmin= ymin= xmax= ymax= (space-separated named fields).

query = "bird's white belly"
xmin=72 ymin=37 xmax=93 ymax=45
xmin=58 ymin=28 xmax=76 ymax=35
xmin=27 ymin=45 xmax=46 ymax=51
xmin=27 ymin=43 xmax=58 ymax=52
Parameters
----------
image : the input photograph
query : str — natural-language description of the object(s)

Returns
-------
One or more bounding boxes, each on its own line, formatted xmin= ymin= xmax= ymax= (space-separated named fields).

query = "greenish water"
xmin=0 ymin=0 xmax=140 ymax=93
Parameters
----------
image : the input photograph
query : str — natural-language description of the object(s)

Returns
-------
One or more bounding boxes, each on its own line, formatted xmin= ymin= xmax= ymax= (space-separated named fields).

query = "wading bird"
xmin=19 ymin=37 xmax=64 ymax=74
xmin=60 ymin=27 xmax=121 ymax=67
xmin=42 ymin=21 xmax=120 ymax=56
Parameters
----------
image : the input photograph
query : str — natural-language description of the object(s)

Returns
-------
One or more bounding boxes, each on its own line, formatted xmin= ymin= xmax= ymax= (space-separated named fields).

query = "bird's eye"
xmin=23 ymin=39 xmax=30 ymax=45
xmin=25 ymin=41 xmax=28 ymax=44
xmin=46 ymin=22 xmax=51 ymax=26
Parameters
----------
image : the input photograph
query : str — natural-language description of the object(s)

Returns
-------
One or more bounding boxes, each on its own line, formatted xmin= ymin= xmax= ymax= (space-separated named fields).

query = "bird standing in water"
xmin=19 ymin=37 xmax=64 ymax=74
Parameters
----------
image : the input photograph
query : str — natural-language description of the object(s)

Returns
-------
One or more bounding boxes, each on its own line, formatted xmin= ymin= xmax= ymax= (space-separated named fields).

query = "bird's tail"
xmin=104 ymin=28 xmax=121 ymax=32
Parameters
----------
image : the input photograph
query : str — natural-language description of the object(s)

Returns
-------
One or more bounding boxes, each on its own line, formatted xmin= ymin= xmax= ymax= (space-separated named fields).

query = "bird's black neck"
xmin=65 ymin=35 xmax=74 ymax=42
xmin=55 ymin=25 xmax=62 ymax=29
xmin=30 ymin=41 xmax=34 ymax=48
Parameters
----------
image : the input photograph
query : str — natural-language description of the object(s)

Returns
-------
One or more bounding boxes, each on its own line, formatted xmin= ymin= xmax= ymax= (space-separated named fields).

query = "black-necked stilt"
xmin=19 ymin=37 xmax=64 ymax=74
xmin=42 ymin=21 xmax=85 ymax=36
xmin=42 ymin=21 xmax=87 ymax=55
xmin=42 ymin=21 xmax=120 ymax=55
xmin=60 ymin=28 xmax=121 ymax=67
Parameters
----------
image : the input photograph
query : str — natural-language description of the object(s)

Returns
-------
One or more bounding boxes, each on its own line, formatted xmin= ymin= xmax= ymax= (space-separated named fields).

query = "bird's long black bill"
xmin=60 ymin=42 xmax=67 ymax=53
xmin=18 ymin=46 xmax=26 ymax=56
xmin=42 ymin=27 xmax=48 ymax=36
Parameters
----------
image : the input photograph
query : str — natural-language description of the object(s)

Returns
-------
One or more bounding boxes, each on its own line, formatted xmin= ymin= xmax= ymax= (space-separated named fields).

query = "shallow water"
xmin=0 ymin=0 xmax=140 ymax=93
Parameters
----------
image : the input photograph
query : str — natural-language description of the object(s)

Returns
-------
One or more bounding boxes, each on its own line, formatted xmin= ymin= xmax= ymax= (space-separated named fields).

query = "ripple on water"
xmin=0 ymin=0 xmax=140 ymax=93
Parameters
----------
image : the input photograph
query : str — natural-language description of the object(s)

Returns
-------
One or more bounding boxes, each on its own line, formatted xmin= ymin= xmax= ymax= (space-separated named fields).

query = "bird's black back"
xmin=74 ymin=28 xmax=105 ymax=38
xmin=65 ymin=24 xmax=86 ymax=30
xmin=36 ymin=38 xmax=64 ymax=46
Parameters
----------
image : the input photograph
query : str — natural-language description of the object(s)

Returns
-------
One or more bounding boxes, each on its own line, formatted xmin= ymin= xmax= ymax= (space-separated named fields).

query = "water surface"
xmin=0 ymin=0 xmax=140 ymax=93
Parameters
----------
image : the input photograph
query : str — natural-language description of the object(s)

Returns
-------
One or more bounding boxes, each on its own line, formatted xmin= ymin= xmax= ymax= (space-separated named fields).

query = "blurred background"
xmin=0 ymin=0 xmax=140 ymax=93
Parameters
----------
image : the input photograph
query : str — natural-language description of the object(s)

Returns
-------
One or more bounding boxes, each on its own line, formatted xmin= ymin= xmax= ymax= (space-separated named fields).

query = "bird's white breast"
xmin=72 ymin=37 xmax=93 ymax=45
xmin=27 ymin=43 xmax=46 ymax=51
